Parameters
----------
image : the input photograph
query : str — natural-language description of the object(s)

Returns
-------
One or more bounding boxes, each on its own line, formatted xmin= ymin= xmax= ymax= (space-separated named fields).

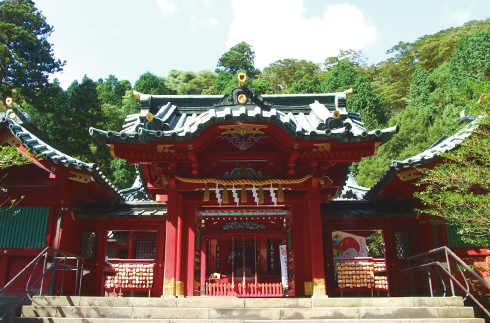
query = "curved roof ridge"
xmin=91 ymin=87 xmax=399 ymax=144
xmin=1 ymin=108 xmax=125 ymax=201
xmin=364 ymin=117 xmax=483 ymax=200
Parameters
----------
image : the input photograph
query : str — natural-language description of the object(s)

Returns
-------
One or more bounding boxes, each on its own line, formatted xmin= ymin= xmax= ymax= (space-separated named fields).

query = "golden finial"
xmin=238 ymin=73 xmax=247 ymax=87
xmin=345 ymin=88 xmax=353 ymax=97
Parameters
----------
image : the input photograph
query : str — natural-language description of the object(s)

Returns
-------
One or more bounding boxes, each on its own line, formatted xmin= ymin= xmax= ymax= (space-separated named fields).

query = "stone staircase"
xmin=11 ymin=296 xmax=484 ymax=322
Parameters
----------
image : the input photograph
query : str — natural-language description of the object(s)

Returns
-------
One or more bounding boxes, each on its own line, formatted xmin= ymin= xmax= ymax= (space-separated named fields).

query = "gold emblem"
xmin=157 ymin=145 xmax=175 ymax=153
xmin=312 ymin=143 xmax=330 ymax=152
xmin=237 ymin=93 xmax=247 ymax=104
xmin=397 ymin=169 xmax=422 ymax=181
xmin=219 ymin=124 xmax=267 ymax=136
xmin=69 ymin=171 xmax=92 ymax=183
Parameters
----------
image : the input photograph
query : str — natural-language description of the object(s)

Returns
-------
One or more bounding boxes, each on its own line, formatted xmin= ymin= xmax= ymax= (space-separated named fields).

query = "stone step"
xmin=29 ymin=296 xmax=465 ymax=309
xmin=11 ymin=318 xmax=487 ymax=323
xmin=20 ymin=305 xmax=476 ymax=320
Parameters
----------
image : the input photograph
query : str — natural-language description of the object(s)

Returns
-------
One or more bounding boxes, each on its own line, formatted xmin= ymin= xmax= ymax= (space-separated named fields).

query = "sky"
xmin=33 ymin=0 xmax=490 ymax=89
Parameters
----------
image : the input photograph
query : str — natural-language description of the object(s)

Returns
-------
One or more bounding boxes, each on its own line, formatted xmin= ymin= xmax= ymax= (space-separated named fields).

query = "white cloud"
xmin=210 ymin=18 xmax=218 ymax=26
xmin=226 ymin=0 xmax=377 ymax=68
xmin=157 ymin=0 xmax=177 ymax=15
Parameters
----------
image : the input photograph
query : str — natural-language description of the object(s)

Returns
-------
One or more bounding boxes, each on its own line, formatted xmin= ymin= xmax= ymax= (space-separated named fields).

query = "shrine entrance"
xmin=196 ymin=208 xmax=293 ymax=297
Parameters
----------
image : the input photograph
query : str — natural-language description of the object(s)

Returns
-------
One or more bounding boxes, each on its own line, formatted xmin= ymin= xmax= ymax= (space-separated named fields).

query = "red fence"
xmin=205 ymin=282 xmax=283 ymax=297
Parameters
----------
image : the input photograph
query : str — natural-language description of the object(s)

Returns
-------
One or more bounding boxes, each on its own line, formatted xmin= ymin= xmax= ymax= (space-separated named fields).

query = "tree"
xmin=324 ymin=49 xmax=368 ymax=71
xmin=450 ymin=28 xmax=490 ymax=85
xmin=262 ymin=58 xmax=320 ymax=92
xmin=97 ymin=75 xmax=131 ymax=107
xmin=177 ymin=70 xmax=216 ymax=95
xmin=0 ymin=0 xmax=64 ymax=102
xmin=289 ymin=78 xmax=320 ymax=94
xmin=322 ymin=61 xmax=385 ymax=129
xmin=216 ymin=42 xmax=256 ymax=75
xmin=65 ymin=76 xmax=106 ymax=160
xmin=250 ymin=78 xmax=274 ymax=95
xmin=134 ymin=72 xmax=170 ymax=95
xmin=415 ymin=81 xmax=490 ymax=246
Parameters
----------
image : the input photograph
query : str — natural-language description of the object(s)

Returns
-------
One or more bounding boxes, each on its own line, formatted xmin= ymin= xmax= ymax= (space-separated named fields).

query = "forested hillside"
xmin=2 ymin=0 xmax=490 ymax=190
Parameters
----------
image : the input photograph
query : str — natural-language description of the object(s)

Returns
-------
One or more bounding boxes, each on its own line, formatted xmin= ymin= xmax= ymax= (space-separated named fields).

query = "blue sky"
xmin=34 ymin=0 xmax=490 ymax=89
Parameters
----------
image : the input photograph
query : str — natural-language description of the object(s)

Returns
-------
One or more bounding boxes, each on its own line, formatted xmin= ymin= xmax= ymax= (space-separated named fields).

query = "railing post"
xmin=40 ymin=250 xmax=48 ymax=296
xmin=60 ymin=255 xmax=67 ymax=296
xmin=445 ymin=249 xmax=456 ymax=296
xmin=426 ymin=255 xmax=433 ymax=297
xmin=74 ymin=257 xmax=80 ymax=296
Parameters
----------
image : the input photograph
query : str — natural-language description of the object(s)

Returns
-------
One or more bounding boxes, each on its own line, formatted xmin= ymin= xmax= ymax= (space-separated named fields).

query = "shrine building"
xmin=0 ymin=74 xmax=486 ymax=298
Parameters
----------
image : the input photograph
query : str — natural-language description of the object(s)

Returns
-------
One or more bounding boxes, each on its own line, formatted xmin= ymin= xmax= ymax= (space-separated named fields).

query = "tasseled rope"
xmin=203 ymin=183 xmax=210 ymax=202
xmin=278 ymin=184 xmax=284 ymax=203
xmin=241 ymin=184 xmax=247 ymax=203
xmin=223 ymin=184 xmax=229 ymax=204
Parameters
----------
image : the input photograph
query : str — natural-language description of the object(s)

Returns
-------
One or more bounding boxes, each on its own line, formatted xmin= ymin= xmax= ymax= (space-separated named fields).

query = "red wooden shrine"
xmin=1 ymin=76 xmax=486 ymax=298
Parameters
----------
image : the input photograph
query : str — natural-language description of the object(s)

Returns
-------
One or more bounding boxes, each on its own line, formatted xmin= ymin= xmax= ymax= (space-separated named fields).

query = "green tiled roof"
xmin=0 ymin=108 xmax=124 ymax=202
xmin=90 ymin=88 xmax=399 ymax=144
xmin=364 ymin=117 xmax=482 ymax=200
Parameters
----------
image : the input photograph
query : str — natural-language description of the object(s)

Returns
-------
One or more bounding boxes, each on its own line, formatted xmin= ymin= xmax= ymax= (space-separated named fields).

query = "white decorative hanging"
xmin=270 ymin=183 xmax=277 ymax=206
xmin=215 ymin=183 xmax=222 ymax=207
xmin=252 ymin=184 xmax=259 ymax=206
xmin=232 ymin=184 xmax=239 ymax=206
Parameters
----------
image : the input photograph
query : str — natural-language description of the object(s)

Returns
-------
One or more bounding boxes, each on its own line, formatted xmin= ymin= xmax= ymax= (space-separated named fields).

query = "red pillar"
xmin=200 ymin=237 xmax=207 ymax=295
xmin=163 ymin=185 xmax=180 ymax=296
xmin=308 ymin=177 xmax=327 ymax=296
xmin=290 ymin=203 xmax=310 ymax=296
xmin=185 ymin=206 xmax=196 ymax=296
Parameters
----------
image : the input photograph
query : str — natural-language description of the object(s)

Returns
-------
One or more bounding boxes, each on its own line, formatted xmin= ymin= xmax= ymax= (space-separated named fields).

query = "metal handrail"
xmin=402 ymin=246 xmax=490 ymax=320
xmin=0 ymin=247 xmax=88 ymax=321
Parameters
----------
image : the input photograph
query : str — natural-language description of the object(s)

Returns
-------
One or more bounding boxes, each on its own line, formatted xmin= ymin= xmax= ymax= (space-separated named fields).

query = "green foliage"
xmin=366 ymin=230 xmax=384 ymax=258
xmin=97 ymin=75 xmax=131 ymax=107
xmin=0 ymin=145 xmax=30 ymax=170
xmin=166 ymin=70 xmax=197 ymax=94
xmin=250 ymin=78 xmax=274 ymax=95
xmin=262 ymin=59 xmax=321 ymax=92
xmin=176 ymin=70 xmax=216 ymax=95
xmin=289 ymin=78 xmax=320 ymax=94
xmin=134 ymin=72 xmax=170 ymax=95
xmin=322 ymin=61 xmax=385 ymax=129
xmin=415 ymin=81 xmax=490 ymax=246
xmin=216 ymin=41 xmax=256 ymax=75
xmin=0 ymin=0 xmax=65 ymax=103
xmin=450 ymin=28 xmax=490 ymax=85
xmin=324 ymin=49 xmax=368 ymax=71
xmin=212 ymin=71 xmax=234 ymax=95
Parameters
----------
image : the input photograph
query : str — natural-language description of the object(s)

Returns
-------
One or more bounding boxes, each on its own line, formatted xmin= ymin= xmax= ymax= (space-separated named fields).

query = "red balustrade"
xmin=205 ymin=282 xmax=283 ymax=297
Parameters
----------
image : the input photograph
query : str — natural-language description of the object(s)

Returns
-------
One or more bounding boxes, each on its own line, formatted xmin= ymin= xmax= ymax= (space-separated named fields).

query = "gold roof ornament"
xmin=133 ymin=91 xmax=141 ymax=100
xmin=238 ymin=73 xmax=247 ymax=87
xmin=345 ymin=88 xmax=354 ymax=97
xmin=5 ymin=97 xmax=13 ymax=108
